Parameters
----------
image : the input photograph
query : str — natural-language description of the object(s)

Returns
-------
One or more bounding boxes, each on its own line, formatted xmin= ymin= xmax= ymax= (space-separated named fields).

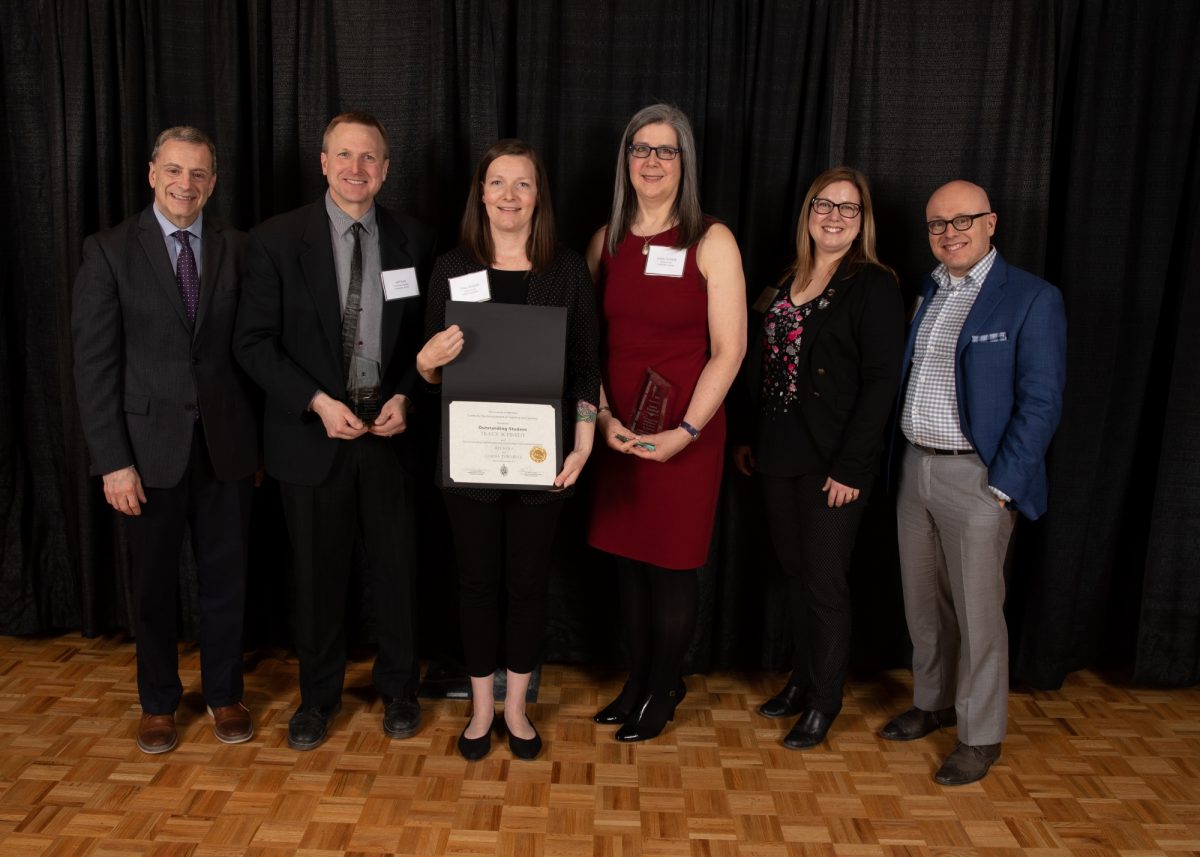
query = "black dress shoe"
xmin=457 ymin=715 xmax=494 ymax=761
xmin=934 ymin=741 xmax=1001 ymax=785
xmin=614 ymin=688 xmax=682 ymax=743
xmin=287 ymin=702 xmax=342 ymax=751
xmin=595 ymin=679 xmax=686 ymax=724
xmin=879 ymin=705 xmax=956 ymax=741
xmin=382 ymin=694 xmax=422 ymax=739
xmin=782 ymin=708 xmax=836 ymax=749
xmin=758 ymin=683 xmax=805 ymax=719
xmin=507 ymin=717 xmax=543 ymax=760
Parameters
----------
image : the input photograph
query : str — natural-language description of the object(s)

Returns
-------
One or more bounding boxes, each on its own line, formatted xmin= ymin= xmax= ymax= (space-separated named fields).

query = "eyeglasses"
xmin=811 ymin=197 xmax=862 ymax=218
xmin=627 ymin=143 xmax=682 ymax=161
xmin=926 ymin=212 xmax=991 ymax=235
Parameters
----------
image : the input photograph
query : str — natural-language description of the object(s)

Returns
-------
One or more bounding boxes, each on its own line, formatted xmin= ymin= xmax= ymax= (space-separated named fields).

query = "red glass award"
xmin=628 ymin=367 xmax=673 ymax=435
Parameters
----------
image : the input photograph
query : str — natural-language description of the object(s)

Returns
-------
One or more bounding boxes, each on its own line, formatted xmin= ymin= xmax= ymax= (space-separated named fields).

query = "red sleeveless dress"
xmin=587 ymin=223 xmax=725 ymax=570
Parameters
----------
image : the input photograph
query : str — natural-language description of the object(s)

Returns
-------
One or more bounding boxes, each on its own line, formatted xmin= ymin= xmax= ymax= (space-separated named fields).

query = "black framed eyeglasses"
xmin=627 ymin=143 xmax=682 ymax=160
xmin=927 ymin=212 xmax=992 ymax=235
xmin=811 ymin=197 xmax=862 ymax=218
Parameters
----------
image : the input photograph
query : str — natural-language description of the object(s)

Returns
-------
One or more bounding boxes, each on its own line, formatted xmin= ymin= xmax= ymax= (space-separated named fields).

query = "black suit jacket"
xmin=234 ymin=199 xmax=436 ymax=486
xmin=72 ymin=206 xmax=258 ymax=488
xmin=735 ymin=258 xmax=905 ymax=487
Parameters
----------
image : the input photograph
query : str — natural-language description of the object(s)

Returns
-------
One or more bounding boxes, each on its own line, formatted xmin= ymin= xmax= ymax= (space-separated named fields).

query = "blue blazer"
xmin=898 ymin=251 xmax=1066 ymax=519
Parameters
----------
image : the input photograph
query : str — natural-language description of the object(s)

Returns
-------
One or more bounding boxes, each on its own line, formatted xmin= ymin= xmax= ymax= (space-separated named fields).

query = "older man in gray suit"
xmin=72 ymin=126 xmax=258 ymax=754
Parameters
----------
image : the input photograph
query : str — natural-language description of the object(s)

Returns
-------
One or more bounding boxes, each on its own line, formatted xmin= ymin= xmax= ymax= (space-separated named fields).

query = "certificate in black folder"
xmin=442 ymin=302 xmax=567 ymax=490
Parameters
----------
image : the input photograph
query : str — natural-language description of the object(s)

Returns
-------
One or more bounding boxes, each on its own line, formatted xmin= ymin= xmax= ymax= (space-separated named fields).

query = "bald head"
xmin=926 ymin=180 xmax=997 ymax=277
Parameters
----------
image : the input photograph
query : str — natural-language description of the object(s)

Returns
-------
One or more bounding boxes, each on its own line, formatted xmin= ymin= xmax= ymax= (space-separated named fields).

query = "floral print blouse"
xmin=761 ymin=294 xmax=818 ymax=413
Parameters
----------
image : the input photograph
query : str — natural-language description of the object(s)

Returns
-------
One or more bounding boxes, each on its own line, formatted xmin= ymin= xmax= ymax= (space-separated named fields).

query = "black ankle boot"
xmin=595 ymin=679 xmax=687 ymax=725
xmin=614 ymin=686 xmax=683 ymax=742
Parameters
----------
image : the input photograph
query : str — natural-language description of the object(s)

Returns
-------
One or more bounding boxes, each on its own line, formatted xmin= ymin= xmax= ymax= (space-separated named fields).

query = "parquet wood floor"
xmin=1 ymin=634 xmax=1198 ymax=857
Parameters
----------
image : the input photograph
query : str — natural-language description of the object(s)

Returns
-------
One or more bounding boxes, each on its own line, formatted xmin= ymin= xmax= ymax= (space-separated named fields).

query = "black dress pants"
xmin=759 ymin=471 xmax=870 ymax=715
xmin=441 ymin=491 xmax=564 ymax=678
xmin=126 ymin=425 xmax=253 ymax=715
xmin=279 ymin=435 xmax=418 ymax=708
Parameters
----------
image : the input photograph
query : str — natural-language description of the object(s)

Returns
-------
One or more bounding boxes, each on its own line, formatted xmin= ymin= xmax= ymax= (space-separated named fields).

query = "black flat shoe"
xmin=287 ymin=701 xmax=342 ymax=751
xmin=595 ymin=679 xmax=686 ymax=724
xmin=507 ymin=717 xmax=542 ymax=761
xmin=758 ymin=683 xmax=805 ymax=719
xmin=457 ymin=715 xmax=494 ymax=761
xmin=614 ymin=687 xmax=682 ymax=743
xmin=782 ymin=708 xmax=836 ymax=749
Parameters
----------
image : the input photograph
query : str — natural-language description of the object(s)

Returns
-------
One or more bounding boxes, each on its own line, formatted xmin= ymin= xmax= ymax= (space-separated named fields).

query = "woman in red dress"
xmin=586 ymin=104 xmax=746 ymax=742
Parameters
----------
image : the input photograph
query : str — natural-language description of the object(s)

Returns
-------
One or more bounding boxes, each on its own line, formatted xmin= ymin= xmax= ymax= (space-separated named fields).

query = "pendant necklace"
xmin=638 ymin=224 xmax=668 ymax=255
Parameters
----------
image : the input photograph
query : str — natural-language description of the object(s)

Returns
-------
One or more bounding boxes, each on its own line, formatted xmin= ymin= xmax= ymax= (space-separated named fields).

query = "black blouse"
xmin=424 ymin=245 xmax=602 ymax=503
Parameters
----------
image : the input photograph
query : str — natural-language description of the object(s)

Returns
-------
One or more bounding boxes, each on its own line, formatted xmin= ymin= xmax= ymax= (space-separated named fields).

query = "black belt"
xmin=909 ymin=441 xmax=974 ymax=456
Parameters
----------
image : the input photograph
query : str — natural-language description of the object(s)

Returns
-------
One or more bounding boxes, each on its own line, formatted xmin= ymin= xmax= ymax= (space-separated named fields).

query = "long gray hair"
xmin=605 ymin=103 xmax=704 ymax=256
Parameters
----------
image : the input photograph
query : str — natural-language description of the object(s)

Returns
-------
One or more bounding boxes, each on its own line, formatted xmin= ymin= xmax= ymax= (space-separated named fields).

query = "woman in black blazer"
xmin=733 ymin=166 xmax=904 ymax=749
xmin=418 ymin=139 xmax=601 ymax=762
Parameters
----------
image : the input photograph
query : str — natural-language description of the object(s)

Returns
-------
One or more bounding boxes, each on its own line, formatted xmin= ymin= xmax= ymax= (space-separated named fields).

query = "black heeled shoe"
xmin=457 ymin=714 xmax=494 ymax=761
xmin=506 ymin=716 xmax=543 ymax=761
xmin=614 ymin=687 xmax=683 ymax=742
xmin=782 ymin=708 xmax=836 ymax=749
xmin=595 ymin=679 xmax=687 ymax=725
xmin=758 ymin=683 xmax=805 ymax=719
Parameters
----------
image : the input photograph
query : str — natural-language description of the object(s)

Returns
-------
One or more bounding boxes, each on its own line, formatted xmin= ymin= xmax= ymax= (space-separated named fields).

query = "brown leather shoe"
xmin=137 ymin=713 xmax=178 ymax=754
xmin=208 ymin=702 xmax=254 ymax=744
xmin=934 ymin=741 xmax=1001 ymax=785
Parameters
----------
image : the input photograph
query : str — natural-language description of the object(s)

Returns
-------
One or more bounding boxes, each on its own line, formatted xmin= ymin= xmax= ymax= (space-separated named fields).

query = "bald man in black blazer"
xmin=235 ymin=112 xmax=436 ymax=751
xmin=73 ymin=126 xmax=258 ymax=754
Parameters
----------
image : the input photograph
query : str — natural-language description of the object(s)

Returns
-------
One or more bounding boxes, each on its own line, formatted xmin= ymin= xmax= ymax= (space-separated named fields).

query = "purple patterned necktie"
xmin=174 ymin=230 xmax=199 ymax=323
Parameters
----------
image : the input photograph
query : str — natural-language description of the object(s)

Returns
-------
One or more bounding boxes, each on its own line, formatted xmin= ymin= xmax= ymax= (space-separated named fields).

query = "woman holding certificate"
xmin=417 ymin=139 xmax=600 ymax=761
xmin=586 ymin=104 xmax=746 ymax=742
xmin=732 ymin=167 xmax=904 ymax=749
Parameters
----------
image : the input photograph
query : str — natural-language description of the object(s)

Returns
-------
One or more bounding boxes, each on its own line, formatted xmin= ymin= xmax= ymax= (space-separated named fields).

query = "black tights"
xmin=616 ymin=558 xmax=698 ymax=699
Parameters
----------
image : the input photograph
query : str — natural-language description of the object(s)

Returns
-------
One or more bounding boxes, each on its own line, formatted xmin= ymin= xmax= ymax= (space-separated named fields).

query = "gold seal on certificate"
xmin=448 ymin=401 xmax=558 ymax=487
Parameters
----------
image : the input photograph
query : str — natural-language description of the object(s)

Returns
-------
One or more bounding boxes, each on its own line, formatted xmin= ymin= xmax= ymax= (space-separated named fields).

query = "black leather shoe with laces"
xmin=382 ymin=694 xmax=422 ymax=739
xmin=287 ymin=702 xmax=342 ymax=751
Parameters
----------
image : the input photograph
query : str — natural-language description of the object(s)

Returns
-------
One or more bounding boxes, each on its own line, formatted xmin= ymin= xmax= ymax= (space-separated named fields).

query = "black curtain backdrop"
xmin=2 ymin=1 xmax=1197 ymax=688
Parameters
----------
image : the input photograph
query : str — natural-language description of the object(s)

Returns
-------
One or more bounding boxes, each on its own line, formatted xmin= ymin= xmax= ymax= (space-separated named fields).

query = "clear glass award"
xmin=628 ymin=367 xmax=673 ymax=435
xmin=347 ymin=355 xmax=382 ymax=424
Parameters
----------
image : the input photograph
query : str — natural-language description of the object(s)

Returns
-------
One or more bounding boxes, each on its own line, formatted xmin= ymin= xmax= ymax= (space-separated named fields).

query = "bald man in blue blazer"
xmin=880 ymin=180 xmax=1066 ymax=785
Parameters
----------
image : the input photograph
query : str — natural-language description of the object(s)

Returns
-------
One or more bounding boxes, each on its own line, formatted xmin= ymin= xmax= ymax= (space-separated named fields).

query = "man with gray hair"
xmin=73 ymin=126 xmax=258 ymax=753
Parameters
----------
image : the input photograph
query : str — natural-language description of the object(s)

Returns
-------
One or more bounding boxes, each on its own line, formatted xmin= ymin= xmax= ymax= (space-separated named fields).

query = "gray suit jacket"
xmin=72 ymin=205 xmax=258 ymax=488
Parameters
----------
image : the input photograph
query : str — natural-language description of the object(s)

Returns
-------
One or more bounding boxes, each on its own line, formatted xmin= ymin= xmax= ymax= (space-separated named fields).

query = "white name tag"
xmin=644 ymin=245 xmax=687 ymax=277
xmin=752 ymin=286 xmax=780 ymax=314
xmin=448 ymin=270 xmax=492 ymax=302
xmin=381 ymin=267 xmax=420 ymax=300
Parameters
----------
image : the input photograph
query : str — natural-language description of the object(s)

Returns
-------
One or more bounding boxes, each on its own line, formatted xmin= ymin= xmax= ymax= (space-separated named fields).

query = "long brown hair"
xmin=460 ymin=139 xmax=556 ymax=273
xmin=605 ymin=103 xmax=704 ymax=257
xmin=784 ymin=166 xmax=895 ymax=288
